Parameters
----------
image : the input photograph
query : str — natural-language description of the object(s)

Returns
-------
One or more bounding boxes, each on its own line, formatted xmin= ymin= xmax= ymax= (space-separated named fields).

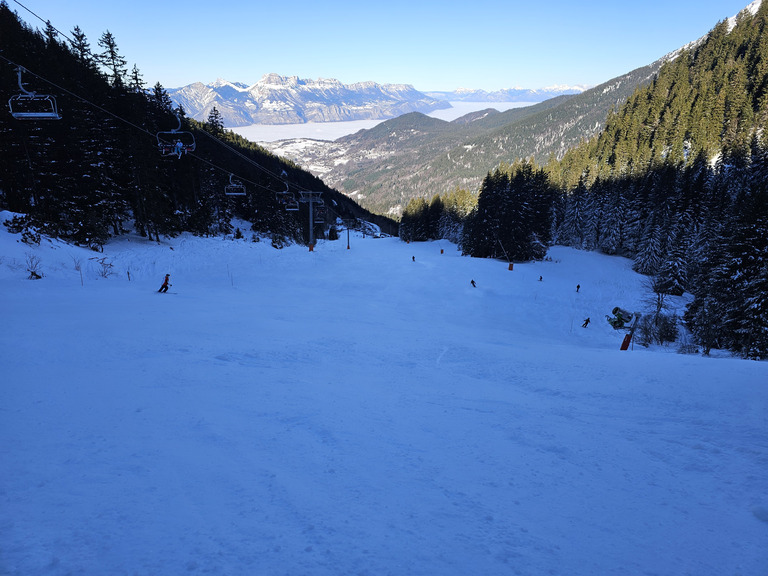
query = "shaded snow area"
xmin=1 ymin=213 xmax=767 ymax=575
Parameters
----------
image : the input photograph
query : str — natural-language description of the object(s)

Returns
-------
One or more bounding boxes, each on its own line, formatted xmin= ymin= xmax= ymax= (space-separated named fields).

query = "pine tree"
xmin=399 ymin=197 xmax=429 ymax=242
xmin=151 ymin=82 xmax=174 ymax=111
xmin=128 ymin=64 xmax=146 ymax=94
xmin=42 ymin=20 xmax=58 ymax=45
xmin=633 ymin=218 xmax=663 ymax=275
xmin=462 ymin=169 xmax=507 ymax=258
xmin=96 ymin=30 xmax=128 ymax=88
xmin=206 ymin=106 xmax=225 ymax=136
xmin=598 ymin=183 xmax=625 ymax=255
xmin=656 ymin=223 xmax=688 ymax=296
xmin=69 ymin=25 xmax=94 ymax=68
xmin=560 ymin=174 xmax=589 ymax=248
xmin=426 ymin=194 xmax=444 ymax=240
xmin=438 ymin=187 xmax=475 ymax=244
xmin=724 ymin=140 xmax=768 ymax=358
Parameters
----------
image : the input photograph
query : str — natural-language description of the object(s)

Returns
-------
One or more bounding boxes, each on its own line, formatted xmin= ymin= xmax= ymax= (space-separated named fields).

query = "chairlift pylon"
xmin=224 ymin=174 xmax=246 ymax=196
xmin=8 ymin=67 xmax=61 ymax=120
xmin=156 ymin=113 xmax=196 ymax=158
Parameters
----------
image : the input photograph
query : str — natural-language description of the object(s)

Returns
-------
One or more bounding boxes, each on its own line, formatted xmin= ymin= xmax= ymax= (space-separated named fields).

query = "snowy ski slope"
xmin=1 ymin=213 xmax=766 ymax=575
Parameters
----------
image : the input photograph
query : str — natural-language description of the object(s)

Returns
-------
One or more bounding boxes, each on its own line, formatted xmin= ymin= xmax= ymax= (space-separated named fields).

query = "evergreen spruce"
xmin=96 ymin=30 xmax=128 ymax=88
xmin=0 ymin=3 xmax=383 ymax=250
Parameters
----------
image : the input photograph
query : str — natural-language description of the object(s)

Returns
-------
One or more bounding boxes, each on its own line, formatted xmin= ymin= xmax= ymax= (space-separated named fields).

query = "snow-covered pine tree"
xmin=655 ymin=225 xmax=688 ymax=296
xmin=560 ymin=173 xmax=589 ymax=248
xmin=462 ymin=169 xmax=507 ymax=258
xmin=633 ymin=217 xmax=664 ymax=275
xmin=598 ymin=184 xmax=625 ymax=255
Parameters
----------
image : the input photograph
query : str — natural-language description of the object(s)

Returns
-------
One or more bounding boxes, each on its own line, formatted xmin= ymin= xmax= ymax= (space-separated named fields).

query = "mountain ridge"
xmin=249 ymin=1 xmax=763 ymax=216
xmin=168 ymin=73 xmax=451 ymax=127
xmin=258 ymin=60 xmax=663 ymax=215
xmin=169 ymin=73 xmax=590 ymax=129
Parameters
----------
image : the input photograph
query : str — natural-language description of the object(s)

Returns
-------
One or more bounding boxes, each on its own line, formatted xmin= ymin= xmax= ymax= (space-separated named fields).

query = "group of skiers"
xmin=157 ymin=260 xmax=611 ymax=332
xmin=467 ymin=271 xmax=594 ymax=328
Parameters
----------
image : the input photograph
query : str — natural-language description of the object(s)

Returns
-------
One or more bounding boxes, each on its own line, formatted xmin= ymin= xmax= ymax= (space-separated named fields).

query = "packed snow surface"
xmin=1 ymin=213 xmax=766 ymax=575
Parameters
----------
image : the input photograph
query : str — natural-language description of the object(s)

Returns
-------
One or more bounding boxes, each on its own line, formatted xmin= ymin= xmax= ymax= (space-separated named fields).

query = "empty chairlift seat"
xmin=8 ymin=67 xmax=61 ymax=120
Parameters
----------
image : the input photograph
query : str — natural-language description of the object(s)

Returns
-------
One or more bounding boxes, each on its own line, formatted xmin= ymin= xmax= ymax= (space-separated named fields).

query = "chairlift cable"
xmin=5 ymin=0 xmax=316 ymax=197
xmin=6 ymin=2 xmax=290 ymax=190
xmin=195 ymin=127 xmax=309 ymax=193
xmin=1 ymin=54 xmax=152 ymax=137
xmin=10 ymin=0 xmax=76 ymax=46
xmin=0 ymin=54 xmax=292 ymax=195
xmin=4 ymin=2 xmax=330 ymax=203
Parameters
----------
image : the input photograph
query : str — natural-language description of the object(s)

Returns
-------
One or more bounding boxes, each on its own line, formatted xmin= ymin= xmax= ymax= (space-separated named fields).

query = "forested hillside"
xmin=0 ymin=3 xmax=394 ymax=249
xmin=403 ymin=2 xmax=768 ymax=359
xmin=297 ymin=58 xmax=666 ymax=216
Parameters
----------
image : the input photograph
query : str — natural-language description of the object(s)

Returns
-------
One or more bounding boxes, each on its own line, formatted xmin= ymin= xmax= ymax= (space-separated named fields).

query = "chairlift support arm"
xmin=8 ymin=67 xmax=61 ymax=120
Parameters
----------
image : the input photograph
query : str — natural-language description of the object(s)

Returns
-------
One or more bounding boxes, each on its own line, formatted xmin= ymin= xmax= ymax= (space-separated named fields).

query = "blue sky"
xmin=10 ymin=0 xmax=757 ymax=91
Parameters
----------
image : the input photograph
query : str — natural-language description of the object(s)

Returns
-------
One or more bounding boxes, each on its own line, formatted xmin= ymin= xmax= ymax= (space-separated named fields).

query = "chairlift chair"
xmin=8 ymin=67 xmax=61 ymax=120
xmin=276 ymin=190 xmax=299 ymax=211
xmin=224 ymin=174 xmax=246 ymax=196
xmin=156 ymin=114 xmax=196 ymax=157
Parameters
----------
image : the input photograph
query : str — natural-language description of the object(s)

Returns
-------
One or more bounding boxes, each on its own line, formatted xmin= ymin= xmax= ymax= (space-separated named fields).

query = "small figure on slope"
xmin=158 ymin=274 xmax=171 ymax=293
xmin=582 ymin=317 xmax=590 ymax=328
xmin=471 ymin=279 xmax=476 ymax=288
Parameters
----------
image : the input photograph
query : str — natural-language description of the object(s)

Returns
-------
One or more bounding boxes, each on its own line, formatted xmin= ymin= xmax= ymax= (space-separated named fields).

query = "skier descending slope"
xmin=158 ymin=274 xmax=171 ymax=293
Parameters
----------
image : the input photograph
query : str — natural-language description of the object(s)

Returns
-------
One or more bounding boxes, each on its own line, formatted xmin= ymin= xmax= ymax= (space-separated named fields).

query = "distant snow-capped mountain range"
xmin=169 ymin=74 xmax=449 ymax=127
xmin=425 ymin=85 xmax=588 ymax=103
xmin=168 ymin=73 xmax=586 ymax=127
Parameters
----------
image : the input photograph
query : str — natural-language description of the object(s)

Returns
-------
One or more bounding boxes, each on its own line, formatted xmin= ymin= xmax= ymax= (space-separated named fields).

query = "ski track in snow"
xmin=1 ymin=213 xmax=767 ymax=576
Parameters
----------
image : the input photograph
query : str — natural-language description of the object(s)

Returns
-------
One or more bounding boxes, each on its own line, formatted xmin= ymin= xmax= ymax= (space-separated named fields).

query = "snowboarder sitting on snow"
xmin=158 ymin=274 xmax=171 ymax=293
xmin=582 ymin=317 xmax=590 ymax=328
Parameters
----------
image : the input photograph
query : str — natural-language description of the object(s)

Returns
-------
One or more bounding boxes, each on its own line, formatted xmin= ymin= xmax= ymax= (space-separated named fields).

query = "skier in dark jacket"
xmin=158 ymin=274 xmax=171 ymax=293
xmin=582 ymin=317 xmax=590 ymax=328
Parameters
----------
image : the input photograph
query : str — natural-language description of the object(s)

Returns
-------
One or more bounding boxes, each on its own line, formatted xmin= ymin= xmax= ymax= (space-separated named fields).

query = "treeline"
xmin=399 ymin=4 xmax=768 ymax=359
xmin=551 ymin=3 xmax=768 ymax=360
xmin=398 ymin=187 xmax=475 ymax=245
xmin=398 ymin=161 xmax=553 ymax=262
xmin=0 ymin=3 xmax=390 ymax=248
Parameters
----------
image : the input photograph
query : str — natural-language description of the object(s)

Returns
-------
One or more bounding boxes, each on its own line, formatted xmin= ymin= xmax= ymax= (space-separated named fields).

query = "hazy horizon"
xmin=231 ymin=101 xmax=534 ymax=143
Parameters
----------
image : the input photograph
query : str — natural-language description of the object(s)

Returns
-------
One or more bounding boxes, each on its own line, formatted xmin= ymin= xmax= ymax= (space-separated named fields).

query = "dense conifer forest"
xmin=400 ymin=4 xmax=768 ymax=359
xmin=0 ymin=3 xmax=394 ymax=250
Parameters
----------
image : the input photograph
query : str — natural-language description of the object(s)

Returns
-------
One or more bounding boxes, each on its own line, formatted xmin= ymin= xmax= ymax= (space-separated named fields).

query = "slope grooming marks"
xmin=2 ymin=218 xmax=767 ymax=575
